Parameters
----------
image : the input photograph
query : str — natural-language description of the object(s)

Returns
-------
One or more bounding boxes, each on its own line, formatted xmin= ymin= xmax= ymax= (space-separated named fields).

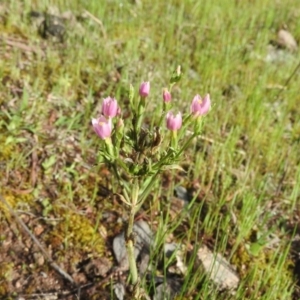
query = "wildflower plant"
xmin=91 ymin=66 xmax=211 ymax=295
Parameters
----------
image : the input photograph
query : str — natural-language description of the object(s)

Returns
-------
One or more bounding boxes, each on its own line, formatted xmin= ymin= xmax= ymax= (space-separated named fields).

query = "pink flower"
xmin=139 ymin=81 xmax=150 ymax=98
xmin=190 ymin=94 xmax=211 ymax=116
xmin=102 ymin=97 xmax=118 ymax=118
xmin=163 ymin=88 xmax=171 ymax=103
xmin=166 ymin=111 xmax=182 ymax=131
xmin=92 ymin=116 xmax=112 ymax=139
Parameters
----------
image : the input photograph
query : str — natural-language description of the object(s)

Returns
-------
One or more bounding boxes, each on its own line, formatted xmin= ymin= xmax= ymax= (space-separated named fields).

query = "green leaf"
xmin=42 ymin=155 xmax=57 ymax=170
xmin=160 ymin=164 xmax=186 ymax=172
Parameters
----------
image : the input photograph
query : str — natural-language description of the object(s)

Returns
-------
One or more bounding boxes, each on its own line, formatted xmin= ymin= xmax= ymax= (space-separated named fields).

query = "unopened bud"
xmin=163 ymin=88 xmax=172 ymax=103
xmin=170 ymin=65 xmax=182 ymax=84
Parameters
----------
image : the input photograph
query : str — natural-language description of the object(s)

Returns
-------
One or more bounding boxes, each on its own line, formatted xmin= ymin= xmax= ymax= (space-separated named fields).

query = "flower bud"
xmin=163 ymin=88 xmax=171 ymax=103
xmin=102 ymin=97 xmax=118 ymax=118
xmin=190 ymin=94 xmax=211 ymax=116
xmin=170 ymin=65 xmax=182 ymax=84
xmin=92 ymin=116 xmax=112 ymax=140
xmin=139 ymin=81 xmax=150 ymax=98
xmin=166 ymin=111 xmax=182 ymax=131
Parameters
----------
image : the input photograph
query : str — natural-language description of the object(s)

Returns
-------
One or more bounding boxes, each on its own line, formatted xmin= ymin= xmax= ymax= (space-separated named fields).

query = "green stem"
xmin=126 ymin=205 xmax=138 ymax=284
xmin=171 ymin=130 xmax=178 ymax=149
xmin=176 ymin=133 xmax=197 ymax=158
xmin=105 ymin=138 xmax=114 ymax=158
xmin=125 ymin=178 xmax=139 ymax=285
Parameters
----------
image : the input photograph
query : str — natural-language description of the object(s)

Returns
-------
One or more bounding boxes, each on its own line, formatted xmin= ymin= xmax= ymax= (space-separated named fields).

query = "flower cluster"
xmin=92 ymin=83 xmax=211 ymax=141
xmin=91 ymin=97 xmax=118 ymax=140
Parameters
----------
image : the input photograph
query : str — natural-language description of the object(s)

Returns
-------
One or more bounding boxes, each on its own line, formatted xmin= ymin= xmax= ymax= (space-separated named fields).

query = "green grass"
xmin=0 ymin=0 xmax=299 ymax=299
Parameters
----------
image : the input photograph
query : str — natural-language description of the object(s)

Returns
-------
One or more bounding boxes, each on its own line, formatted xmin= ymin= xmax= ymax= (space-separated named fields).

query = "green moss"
xmin=0 ymin=191 xmax=34 ymax=219
xmin=47 ymin=211 xmax=105 ymax=255
xmin=0 ymin=139 xmax=14 ymax=160
xmin=231 ymin=244 xmax=252 ymax=276
xmin=0 ymin=262 xmax=14 ymax=296
xmin=0 ymin=284 xmax=9 ymax=298
xmin=232 ymin=244 xmax=294 ymax=295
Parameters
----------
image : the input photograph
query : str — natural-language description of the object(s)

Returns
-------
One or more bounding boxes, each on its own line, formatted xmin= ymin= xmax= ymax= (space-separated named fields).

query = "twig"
xmin=276 ymin=60 xmax=300 ymax=99
xmin=186 ymin=130 xmax=246 ymax=156
xmin=0 ymin=36 xmax=45 ymax=56
xmin=0 ymin=193 xmax=76 ymax=286
xmin=83 ymin=9 xmax=107 ymax=39
xmin=58 ymin=267 xmax=122 ymax=298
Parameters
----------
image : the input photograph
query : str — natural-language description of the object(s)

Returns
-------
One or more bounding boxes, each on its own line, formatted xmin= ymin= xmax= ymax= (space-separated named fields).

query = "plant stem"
xmin=126 ymin=205 xmax=135 ymax=245
xmin=127 ymin=234 xmax=138 ymax=285
xmin=125 ymin=179 xmax=139 ymax=285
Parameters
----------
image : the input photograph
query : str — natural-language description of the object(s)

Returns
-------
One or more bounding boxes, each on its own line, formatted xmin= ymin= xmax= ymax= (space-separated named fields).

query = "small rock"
xmin=164 ymin=243 xmax=178 ymax=257
xmin=196 ymin=245 xmax=240 ymax=290
xmin=153 ymin=278 xmax=182 ymax=300
xmin=40 ymin=272 xmax=48 ymax=278
xmin=265 ymin=44 xmax=295 ymax=63
xmin=164 ymin=243 xmax=187 ymax=275
xmin=277 ymin=29 xmax=298 ymax=51
xmin=114 ymin=282 xmax=125 ymax=300
xmin=15 ymin=279 xmax=22 ymax=289
xmin=154 ymin=283 xmax=172 ymax=300
xmin=38 ymin=15 xmax=65 ymax=42
xmin=113 ymin=220 xmax=153 ymax=271
xmin=174 ymin=186 xmax=190 ymax=203
xmin=33 ymin=252 xmax=45 ymax=266
xmin=83 ymin=257 xmax=112 ymax=277
xmin=138 ymin=246 xmax=150 ymax=275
